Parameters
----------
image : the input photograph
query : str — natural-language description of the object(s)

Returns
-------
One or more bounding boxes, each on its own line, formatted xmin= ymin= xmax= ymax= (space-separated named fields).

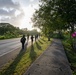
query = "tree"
xmin=56 ymin=0 xmax=76 ymax=33
xmin=32 ymin=0 xmax=76 ymax=49
xmin=32 ymin=0 xmax=67 ymax=39
xmin=32 ymin=0 xmax=76 ymax=32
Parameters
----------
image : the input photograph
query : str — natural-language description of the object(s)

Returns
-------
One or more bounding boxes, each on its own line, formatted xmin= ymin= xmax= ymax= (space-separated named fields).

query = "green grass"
xmin=62 ymin=34 xmax=76 ymax=75
xmin=0 ymin=37 xmax=52 ymax=75
xmin=0 ymin=34 xmax=21 ymax=40
xmin=0 ymin=35 xmax=5 ymax=39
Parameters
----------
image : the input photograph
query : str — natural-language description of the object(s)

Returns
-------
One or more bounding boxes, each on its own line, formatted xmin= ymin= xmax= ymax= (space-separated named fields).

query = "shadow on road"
xmin=38 ymin=40 xmax=43 ymax=44
xmin=41 ymin=38 xmax=46 ymax=42
xmin=29 ymin=44 xmax=37 ymax=63
xmin=36 ymin=42 xmax=42 ymax=50
xmin=1 ymin=44 xmax=27 ymax=75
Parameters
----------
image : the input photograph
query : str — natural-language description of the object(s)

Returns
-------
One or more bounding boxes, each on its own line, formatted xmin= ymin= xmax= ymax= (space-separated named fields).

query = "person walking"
xmin=35 ymin=35 xmax=37 ymax=41
xmin=27 ymin=34 xmax=29 ymax=44
xmin=20 ymin=35 xmax=26 ymax=50
xmin=31 ymin=35 xmax=34 ymax=44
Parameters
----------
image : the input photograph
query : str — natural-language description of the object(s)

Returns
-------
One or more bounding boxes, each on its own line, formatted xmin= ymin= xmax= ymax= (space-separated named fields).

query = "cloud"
xmin=19 ymin=3 xmax=39 ymax=29
xmin=1 ymin=11 xmax=25 ymax=27
xmin=0 ymin=0 xmax=25 ymax=27
xmin=0 ymin=0 xmax=22 ymax=16
xmin=30 ymin=0 xmax=34 ymax=2
xmin=9 ymin=11 xmax=25 ymax=27
xmin=0 ymin=16 xmax=10 ymax=21
xmin=0 ymin=0 xmax=39 ymax=29
xmin=0 ymin=0 xmax=20 ymax=9
xmin=0 ymin=9 xmax=16 ymax=16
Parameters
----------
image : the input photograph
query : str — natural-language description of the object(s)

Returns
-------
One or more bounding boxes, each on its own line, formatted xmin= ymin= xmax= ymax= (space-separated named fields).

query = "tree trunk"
xmin=70 ymin=25 xmax=74 ymax=33
xmin=48 ymin=37 xmax=50 ymax=41
xmin=58 ymin=30 xmax=63 ymax=39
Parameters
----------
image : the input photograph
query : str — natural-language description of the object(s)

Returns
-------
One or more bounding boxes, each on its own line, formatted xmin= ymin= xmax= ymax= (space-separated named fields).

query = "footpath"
xmin=23 ymin=39 xmax=72 ymax=75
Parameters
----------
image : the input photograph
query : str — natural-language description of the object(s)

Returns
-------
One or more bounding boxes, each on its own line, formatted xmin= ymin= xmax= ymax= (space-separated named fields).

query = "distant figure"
xmin=27 ymin=34 xmax=29 ymax=43
xmin=35 ymin=34 xmax=38 ymax=40
xmin=35 ymin=35 xmax=37 ymax=41
xmin=31 ymin=35 xmax=34 ymax=44
xmin=20 ymin=35 xmax=26 ymax=50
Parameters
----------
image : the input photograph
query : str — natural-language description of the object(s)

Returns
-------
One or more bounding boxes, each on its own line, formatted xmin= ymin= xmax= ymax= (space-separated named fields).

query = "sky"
xmin=0 ymin=0 xmax=40 ymax=30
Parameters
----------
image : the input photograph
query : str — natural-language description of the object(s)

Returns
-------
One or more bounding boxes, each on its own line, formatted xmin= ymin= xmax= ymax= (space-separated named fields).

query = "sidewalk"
xmin=23 ymin=39 xmax=72 ymax=75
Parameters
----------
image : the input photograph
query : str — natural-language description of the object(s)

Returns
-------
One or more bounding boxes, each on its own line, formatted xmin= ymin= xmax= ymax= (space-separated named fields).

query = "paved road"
xmin=0 ymin=37 xmax=36 ymax=68
xmin=0 ymin=38 xmax=21 ymax=56
xmin=0 ymin=37 xmax=32 ymax=57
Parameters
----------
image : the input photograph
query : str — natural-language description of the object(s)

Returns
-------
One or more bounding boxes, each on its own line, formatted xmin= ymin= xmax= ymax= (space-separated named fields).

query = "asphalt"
xmin=23 ymin=39 xmax=72 ymax=75
xmin=0 ymin=37 xmax=36 ymax=68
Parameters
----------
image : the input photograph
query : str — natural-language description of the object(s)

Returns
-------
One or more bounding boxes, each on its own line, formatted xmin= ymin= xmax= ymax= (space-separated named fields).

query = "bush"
xmin=0 ymin=36 xmax=5 ymax=39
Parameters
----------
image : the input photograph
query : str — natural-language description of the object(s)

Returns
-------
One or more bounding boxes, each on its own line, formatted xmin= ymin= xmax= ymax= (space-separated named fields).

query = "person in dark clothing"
xmin=20 ymin=35 xmax=26 ymax=50
xmin=35 ymin=35 xmax=37 ymax=41
xmin=31 ymin=35 xmax=34 ymax=44
xmin=27 ymin=34 xmax=29 ymax=44
xmin=27 ymin=34 xmax=29 ymax=40
xmin=36 ymin=34 xmax=38 ymax=39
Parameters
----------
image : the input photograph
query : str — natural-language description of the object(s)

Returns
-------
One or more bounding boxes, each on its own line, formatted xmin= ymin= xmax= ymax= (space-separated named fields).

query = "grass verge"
xmin=0 ymin=37 xmax=52 ymax=75
xmin=62 ymin=35 xmax=76 ymax=75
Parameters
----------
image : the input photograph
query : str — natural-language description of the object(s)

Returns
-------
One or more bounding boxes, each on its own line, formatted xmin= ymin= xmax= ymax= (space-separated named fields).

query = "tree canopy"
xmin=32 ymin=0 xmax=76 ymax=35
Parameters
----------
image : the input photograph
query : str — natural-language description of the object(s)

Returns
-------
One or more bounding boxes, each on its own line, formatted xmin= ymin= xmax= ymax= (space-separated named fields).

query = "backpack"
xmin=20 ymin=37 xmax=26 ymax=43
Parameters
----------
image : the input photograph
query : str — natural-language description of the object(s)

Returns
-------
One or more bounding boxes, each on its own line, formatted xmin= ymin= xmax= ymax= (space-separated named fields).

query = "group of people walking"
xmin=20 ymin=34 xmax=39 ymax=50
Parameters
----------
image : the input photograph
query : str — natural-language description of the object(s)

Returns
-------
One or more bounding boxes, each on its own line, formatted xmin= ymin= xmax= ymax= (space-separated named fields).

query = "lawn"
xmin=0 ymin=37 xmax=52 ymax=75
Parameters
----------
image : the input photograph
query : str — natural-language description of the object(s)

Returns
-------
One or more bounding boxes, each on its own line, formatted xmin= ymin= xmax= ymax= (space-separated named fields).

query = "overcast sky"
xmin=0 ymin=0 xmax=39 ymax=30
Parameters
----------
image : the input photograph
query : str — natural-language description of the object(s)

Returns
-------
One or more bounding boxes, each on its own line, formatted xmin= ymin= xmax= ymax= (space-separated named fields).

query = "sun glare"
xmin=19 ymin=5 xmax=36 ymax=30
xmin=19 ymin=16 xmax=33 ymax=30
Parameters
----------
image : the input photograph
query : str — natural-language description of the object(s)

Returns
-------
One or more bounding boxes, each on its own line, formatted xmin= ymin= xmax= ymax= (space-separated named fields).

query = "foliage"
xmin=0 ymin=23 xmax=23 ymax=39
xmin=62 ymin=33 xmax=76 ymax=75
xmin=27 ymin=29 xmax=39 ymax=35
xmin=57 ymin=0 xmax=76 ymax=33
xmin=0 ymin=36 xmax=5 ymax=39
xmin=0 ymin=23 xmax=39 ymax=39
xmin=32 ymin=0 xmax=76 ymax=36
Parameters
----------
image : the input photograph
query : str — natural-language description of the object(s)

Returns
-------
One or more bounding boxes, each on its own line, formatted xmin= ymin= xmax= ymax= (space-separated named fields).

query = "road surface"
xmin=0 ymin=37 xmax=33 ymax=67
xmin=0 ymin=37 xmax=34 ymax=57
xmin=0 ymin=38 xmax=22 ymax=56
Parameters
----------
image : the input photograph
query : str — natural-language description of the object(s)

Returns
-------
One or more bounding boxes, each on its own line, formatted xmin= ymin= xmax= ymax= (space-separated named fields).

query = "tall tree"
xmin=57 ymin=0 xmax=76 ymax=33
xmin=32 ymin=0 xmax=76 ymax=34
